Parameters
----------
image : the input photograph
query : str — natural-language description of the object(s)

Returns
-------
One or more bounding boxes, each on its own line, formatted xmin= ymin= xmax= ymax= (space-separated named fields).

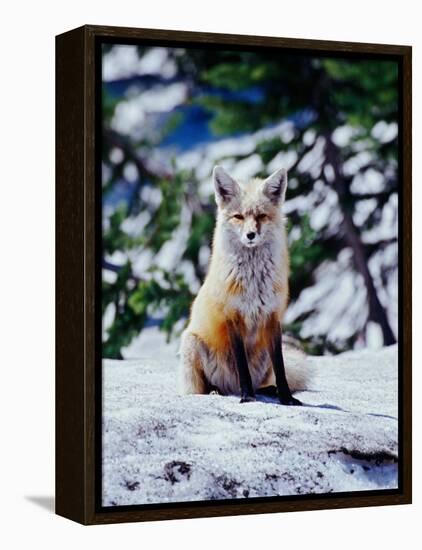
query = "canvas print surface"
xmin=100 ymin=43 xmax=399 ymax=507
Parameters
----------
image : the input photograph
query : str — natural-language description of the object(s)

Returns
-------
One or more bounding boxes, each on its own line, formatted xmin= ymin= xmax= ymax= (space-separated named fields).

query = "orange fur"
xmin=189 ymin=294 xmax=230 ymax=354
xmin=226 ymin=276 xmax=244 ymax=296
xmin=254 ymin=313 xmax=279 ymax=353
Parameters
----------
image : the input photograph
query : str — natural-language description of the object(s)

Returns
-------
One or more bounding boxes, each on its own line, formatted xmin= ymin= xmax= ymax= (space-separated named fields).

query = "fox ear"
xmin=213 ymin=166 xmax=240 ymax=204
xmin=262 ymin=168 xmax=288 ymax=204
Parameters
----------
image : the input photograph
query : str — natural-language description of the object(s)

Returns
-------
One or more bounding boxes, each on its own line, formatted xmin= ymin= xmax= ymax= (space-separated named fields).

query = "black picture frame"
xmin=56 ymin=24 xmax=412 ymax=525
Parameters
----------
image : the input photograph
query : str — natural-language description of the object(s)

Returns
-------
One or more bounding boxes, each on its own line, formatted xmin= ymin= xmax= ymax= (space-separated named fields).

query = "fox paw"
xmin=240 ymin=395 xmax=256 ymax=403
xmin=279 ymin=395 xmax=302 ymax=406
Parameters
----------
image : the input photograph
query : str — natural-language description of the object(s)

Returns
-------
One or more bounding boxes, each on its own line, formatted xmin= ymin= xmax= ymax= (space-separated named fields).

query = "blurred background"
xmin=101 ymin=44 xmax=399 ymax=359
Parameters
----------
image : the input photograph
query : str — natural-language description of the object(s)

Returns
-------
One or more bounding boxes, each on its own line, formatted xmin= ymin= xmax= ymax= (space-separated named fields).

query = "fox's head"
xmin=213 ymin=165 xmax=287 ymax=249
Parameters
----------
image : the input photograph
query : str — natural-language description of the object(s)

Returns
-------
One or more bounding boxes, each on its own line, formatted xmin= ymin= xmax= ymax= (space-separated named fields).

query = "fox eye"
xmin=256 ymin=213 xmax=268 ymax=221
xmin=233 ymin=214 xmax=244 ymax=220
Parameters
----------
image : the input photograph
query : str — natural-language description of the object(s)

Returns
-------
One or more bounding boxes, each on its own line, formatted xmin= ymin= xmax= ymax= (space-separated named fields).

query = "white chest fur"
xmin=223 ymin=242 xmax=285 ymax=323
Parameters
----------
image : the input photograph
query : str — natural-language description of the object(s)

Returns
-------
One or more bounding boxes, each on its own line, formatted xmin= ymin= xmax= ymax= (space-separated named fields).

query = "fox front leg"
xmin=228 ymin=323 xmax=255 ymax=403
xmin=270 ymin=327 xmax=302 ymax=406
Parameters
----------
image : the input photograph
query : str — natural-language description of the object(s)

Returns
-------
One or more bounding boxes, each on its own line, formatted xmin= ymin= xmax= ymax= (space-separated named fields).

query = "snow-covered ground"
xmin=102 ymin=329 xmax=398 ymax=506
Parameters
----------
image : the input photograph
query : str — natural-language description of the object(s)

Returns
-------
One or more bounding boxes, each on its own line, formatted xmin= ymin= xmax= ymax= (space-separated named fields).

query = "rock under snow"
xmin=102 ymin=331 xmax=398 ymax=506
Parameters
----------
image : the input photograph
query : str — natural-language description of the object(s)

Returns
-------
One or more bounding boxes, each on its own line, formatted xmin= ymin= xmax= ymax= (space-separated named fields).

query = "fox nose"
xmin=247 ymin=232 xmax=256 ymax=240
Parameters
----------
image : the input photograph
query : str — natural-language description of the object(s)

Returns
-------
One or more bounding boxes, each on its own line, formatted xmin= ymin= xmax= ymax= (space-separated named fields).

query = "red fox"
xmin=179 ymin=165 xmax=307 ymax=405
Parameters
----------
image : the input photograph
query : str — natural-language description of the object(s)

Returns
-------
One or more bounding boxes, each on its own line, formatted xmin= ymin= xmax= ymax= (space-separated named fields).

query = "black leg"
xmin=256 ymin=385 xmax=278 ymax=397
xmin=228 ymin=322 xmax=255 ymax=403
xmin=270 ymin=326 xmax=302 ymax=406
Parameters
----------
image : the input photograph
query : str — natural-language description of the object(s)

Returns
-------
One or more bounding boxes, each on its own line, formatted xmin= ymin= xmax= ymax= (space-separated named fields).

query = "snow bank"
xmin=102 ymin=331 xmax=398 ymax=506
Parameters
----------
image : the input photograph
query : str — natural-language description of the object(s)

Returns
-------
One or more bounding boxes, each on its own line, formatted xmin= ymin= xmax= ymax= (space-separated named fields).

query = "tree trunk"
xmin=324 ymin=136 xmax=396 ymax=346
